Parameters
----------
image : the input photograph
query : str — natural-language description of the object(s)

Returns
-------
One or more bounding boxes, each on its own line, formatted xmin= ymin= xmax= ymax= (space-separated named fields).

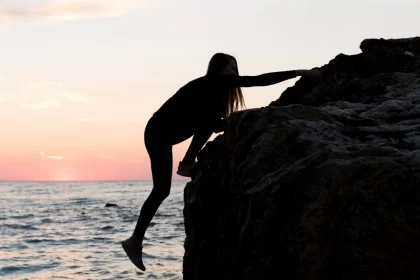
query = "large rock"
xmin=183 ymin=37 xmax=420 ymax=280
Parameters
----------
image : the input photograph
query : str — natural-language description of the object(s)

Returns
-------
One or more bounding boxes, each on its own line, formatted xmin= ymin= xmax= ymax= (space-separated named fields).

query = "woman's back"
xmin=152 ymin=75 xmax=227 ymax=129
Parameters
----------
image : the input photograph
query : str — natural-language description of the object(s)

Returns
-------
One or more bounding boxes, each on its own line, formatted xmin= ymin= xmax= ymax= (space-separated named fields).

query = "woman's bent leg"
xmin=121 ymin=143 xmax=173 ymax=271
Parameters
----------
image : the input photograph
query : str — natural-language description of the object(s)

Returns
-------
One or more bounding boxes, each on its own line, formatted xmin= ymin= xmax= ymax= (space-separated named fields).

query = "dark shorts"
xmin=144 ymin=116 xmax=173 ymax=184
xmin=144 ymin=116 xmax=172 ymax=154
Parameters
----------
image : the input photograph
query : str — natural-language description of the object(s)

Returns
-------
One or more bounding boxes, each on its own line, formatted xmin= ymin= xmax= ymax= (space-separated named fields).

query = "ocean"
xmin=1 ymin=181 xmax=187 ymax=280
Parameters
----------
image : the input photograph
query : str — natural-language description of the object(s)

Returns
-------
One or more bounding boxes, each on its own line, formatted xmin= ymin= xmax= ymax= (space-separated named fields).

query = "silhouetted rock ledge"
xmin=183 ymin=37 xmax=420 ymax=280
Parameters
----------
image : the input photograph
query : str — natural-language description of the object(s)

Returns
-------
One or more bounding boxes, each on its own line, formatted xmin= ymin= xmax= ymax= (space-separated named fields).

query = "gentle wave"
xmin=0 ymin=181 xmax=187 ymax=280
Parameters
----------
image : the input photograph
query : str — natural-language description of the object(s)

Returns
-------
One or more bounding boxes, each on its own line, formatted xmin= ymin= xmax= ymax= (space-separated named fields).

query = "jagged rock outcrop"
xmin=183 ymin=37 xmax=420 ymax=280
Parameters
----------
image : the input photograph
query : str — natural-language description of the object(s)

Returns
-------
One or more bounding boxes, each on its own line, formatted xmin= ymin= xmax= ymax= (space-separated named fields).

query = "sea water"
xmin=1 ymin=181 xmax=187 ymax=280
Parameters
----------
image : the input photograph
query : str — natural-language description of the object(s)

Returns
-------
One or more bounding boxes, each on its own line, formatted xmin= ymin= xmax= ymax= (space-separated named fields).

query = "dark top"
xmin=150 ymin=70 xmax=297 ymax=144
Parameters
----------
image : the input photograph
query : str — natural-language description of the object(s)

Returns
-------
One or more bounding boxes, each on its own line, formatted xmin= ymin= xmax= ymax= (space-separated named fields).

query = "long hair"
xmin=207 ymin=53 xmax=245 ymax=118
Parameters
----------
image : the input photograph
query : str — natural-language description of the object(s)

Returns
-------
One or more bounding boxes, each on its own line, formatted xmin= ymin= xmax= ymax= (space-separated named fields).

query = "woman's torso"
xmin=146 ymin=75 xmax=227 ymax=145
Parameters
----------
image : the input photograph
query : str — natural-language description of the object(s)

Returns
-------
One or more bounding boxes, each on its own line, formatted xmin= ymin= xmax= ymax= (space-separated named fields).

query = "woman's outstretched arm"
xmin=215 ymin=69 xmax=322 ymax=88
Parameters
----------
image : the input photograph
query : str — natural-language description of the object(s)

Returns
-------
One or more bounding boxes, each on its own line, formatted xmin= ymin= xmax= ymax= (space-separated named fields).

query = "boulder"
xmin=183 ymin=37 xmax=420 ymax=280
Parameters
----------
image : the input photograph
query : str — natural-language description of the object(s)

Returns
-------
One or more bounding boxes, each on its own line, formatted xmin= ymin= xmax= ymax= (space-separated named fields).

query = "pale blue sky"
xmin=0 ymin=0 xmax=419 ymax=180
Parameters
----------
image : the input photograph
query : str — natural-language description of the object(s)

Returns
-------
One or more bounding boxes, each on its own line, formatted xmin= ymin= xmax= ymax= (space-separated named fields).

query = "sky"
xmin=0 ymin=0 xmax=419 ymax=181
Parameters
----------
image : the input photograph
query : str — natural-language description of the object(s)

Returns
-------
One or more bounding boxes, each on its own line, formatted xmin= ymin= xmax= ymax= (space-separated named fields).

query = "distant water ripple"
xmin=0 ymin=181 xmax=187 ymax=279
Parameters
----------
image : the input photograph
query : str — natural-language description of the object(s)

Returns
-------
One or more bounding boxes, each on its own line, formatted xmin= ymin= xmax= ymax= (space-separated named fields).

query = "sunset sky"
xmin=0 ymin=0 xmax=419 ymax=181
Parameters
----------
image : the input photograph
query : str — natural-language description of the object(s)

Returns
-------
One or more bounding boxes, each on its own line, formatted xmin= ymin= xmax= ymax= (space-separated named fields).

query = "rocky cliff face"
xmin=183 ymin=37 xmax=420 ymax=280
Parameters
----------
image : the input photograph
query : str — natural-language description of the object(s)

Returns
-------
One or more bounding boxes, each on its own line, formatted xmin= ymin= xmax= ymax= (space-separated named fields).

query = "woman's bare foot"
xmin=121 ymin=235 xmax=146 ymax=271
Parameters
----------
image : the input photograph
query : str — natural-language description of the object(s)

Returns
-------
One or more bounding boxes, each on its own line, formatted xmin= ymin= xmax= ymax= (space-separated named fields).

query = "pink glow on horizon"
xmin=0 ymin=126 xmax=195 ymax=181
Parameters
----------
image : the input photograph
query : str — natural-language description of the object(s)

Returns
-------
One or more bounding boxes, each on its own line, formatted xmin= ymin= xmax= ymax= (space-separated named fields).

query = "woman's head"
xmin=207 ymin=53 xmax=245 ymax=118
xmin=207 ymin=53 xmax=239 ymax=76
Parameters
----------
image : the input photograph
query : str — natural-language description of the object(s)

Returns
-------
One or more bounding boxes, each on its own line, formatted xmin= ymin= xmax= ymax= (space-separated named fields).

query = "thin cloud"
xmin=0 ymin=0 xmax=145 ymax=25
xmin=40 ymin=151 xmax=64 ymax=160
xmin=24 ymin=79 xmax=89 ymax=104
xmin=1 ymin=74 xmax=89 ymax=109
xmin=27 ymin=81 xmax=57 ymax=90
xmin=21 ymin=100 xmax=60 ymax=110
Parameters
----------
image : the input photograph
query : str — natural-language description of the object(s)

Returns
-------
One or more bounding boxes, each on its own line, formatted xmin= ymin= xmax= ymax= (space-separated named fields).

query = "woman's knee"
xmin=151 ymin=186 xmax=171 ymax=201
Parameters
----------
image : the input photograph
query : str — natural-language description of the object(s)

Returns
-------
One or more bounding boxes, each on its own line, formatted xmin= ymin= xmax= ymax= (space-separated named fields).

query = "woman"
xmin=121 ymin=53 xmax=322 ymax=271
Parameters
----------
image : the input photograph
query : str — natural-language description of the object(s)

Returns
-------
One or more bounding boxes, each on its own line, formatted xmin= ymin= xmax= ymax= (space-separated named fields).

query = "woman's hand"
xmin=213 ymin=118 xmax=227 ymax=133
xmin=296 ymin=69 xmax=323 ymax=82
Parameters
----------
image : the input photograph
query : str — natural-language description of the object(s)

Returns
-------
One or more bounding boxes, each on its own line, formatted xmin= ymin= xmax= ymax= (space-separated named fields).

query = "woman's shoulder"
xmin=186 ymin=75 xmax=213 ymax=86
xmin=188 ymin=74 xmax=240 ymax=87
xmin=177 ymin=76 xmax=217 ymax=93
xmin=177 ymin=74 xmax=237 ymax=96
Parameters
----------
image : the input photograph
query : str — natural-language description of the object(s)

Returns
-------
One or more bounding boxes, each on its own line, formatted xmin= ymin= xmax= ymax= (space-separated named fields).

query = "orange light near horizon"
xmin=51 ymin=167 xmax=76 ymax=181
xmin=0 ymin=131 xmax=211 ymax=181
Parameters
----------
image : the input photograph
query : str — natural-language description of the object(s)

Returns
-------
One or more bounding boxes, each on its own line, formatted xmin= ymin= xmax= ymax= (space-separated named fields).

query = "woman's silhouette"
xmin=121 ymin=53 xmax=322 ymax=271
